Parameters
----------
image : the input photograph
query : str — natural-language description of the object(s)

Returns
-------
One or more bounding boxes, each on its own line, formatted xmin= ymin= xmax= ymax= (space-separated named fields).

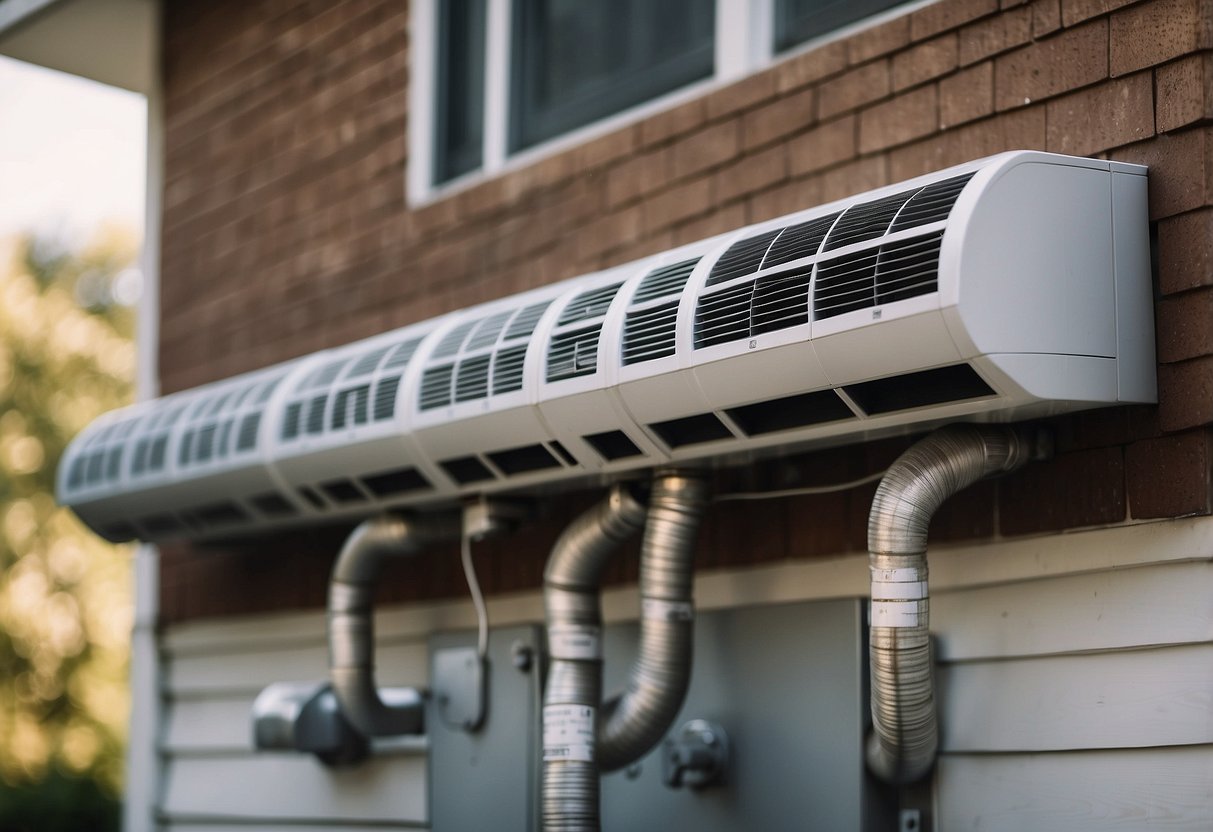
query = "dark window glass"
xmin=435 ymin=0 xmax=487 ymax=184
xmin=774 ymin=0 xmax=905 ymax=53
xmin=510 ymin=0 xmax=715 ymax=151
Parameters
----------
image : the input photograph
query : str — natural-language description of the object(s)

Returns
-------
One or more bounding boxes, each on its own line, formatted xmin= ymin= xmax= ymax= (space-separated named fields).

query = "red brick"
xmin=575 ymin=203 xmax=644 ymax=261
xmin=1159 ymin=355 xmax=1213 ymax=430
xmin=1061 ymin=0 xmax=1140 ymax=26
xmin=787 ymin=115 xmax=857 ymax=176
xmin=742 ymin=87 xmax=816 ymax=150
xmin=775 ymin=39 xmax=848 ymax=92
xmin=893 ymin=33 xmax=960 ymax=91
xmin=1126 ymin=429 xmax=1212 ymax=518
xmin=714 ymin=144 xmax=789 ymax=204
xmin=994 ymin=19 xmax=1109 ymax=111
xmin=818 ymin=59 xmax=891 ymax=119
xmin=999 ymin=447 xmax=1126 ymax=535
xmin=605 ymin=147 xmax=671 ymax=208
xmin=890 ymin=105 xmax=1046 ymax=179
xmin=568 ymin=125 xmax=638 ymax=171
xmin=1157 ymin=53 xmax=1213 ymax=133
xmin=1032 ymin=0 xmax=1063 ymax=36
xmin=1156 ymin=288 xmax=1213 ymax=362
xmin=959 ymin=5 xmax=1032 ymax=65
xmin=748 ymin=175 xmax=827 ymax=223
xmin=642 ymin=176 xmax=715 ymax=231
xmin=1110 ymin=0 xmax=1210 ymax=76
xmin=670 ymin=119 xmax=742 ymax=178
xmin=1110 ymin=128 xmax=1213 ymax=219
xmin=858 ymin=84 xmax=940 ymax=153
xmin=911 ymin=0 xmax=1000 ymax=39
xmin=845 ymin=14 xmax=912 ymax=64
xmin=1045 ymin=71 xmax=1154 ymax=154
xmin=639 ymin=98 xmax=708 ymax=146
xmin=1158 ymin=208 xmax=1213 ymax=293
xmin=706 ymin=70 xmax=780 ymax=120
xmin=940 ymin=61 xmax=996 ymax=127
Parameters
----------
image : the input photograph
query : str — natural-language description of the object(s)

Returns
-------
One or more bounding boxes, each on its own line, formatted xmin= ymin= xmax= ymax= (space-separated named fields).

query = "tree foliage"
xmin=0 ymin=228 xmax=136 ymax=831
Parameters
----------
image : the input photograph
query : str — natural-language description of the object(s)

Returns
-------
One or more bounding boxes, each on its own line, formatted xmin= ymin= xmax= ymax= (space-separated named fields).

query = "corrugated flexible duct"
xmin=542 ymin=471 xmax=709 ymax=832
xmin=866 ymin=423 xmax=1042 ymax=784
xmin=328 ymin=512 xmax=462 ymax=737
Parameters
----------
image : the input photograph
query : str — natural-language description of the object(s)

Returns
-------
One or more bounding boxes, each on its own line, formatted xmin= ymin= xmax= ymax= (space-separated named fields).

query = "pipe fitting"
xmin=328 ymin=512 xmax=461 ymax=738
xmin=866 ymin=423 xmax=1040 ymax=784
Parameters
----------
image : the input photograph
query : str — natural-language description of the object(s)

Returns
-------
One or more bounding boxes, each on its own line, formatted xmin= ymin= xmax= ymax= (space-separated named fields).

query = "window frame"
xmin=407 ymin=0 xmax=929 ymax=206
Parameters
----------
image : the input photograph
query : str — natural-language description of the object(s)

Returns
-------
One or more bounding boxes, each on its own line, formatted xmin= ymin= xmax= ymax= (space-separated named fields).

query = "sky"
xmin=0 ymin=55 xmax=146 ymax=243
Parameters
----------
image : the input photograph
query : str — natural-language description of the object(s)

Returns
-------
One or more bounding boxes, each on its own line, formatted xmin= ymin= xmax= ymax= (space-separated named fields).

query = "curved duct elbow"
xmin=328 ymin=512 xmax=461 ymax=738
xmin=866 ymin=423 xmax=1041 ymax=784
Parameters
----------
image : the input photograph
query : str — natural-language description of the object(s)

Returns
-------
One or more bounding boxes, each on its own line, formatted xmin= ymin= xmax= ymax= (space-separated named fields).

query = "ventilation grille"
xmin=764 ymin=213 xmax=839 ymax=270
xmin=546 ymin=283 xmax=623 ymax=383
xmin=621 ymin=258 xmax=700 ymax=366
xmin=174 ymin=372 xmax=287 ymax=470
xmin=706 ymin=229 xmax=781 ymax=287
xmin=694 ymin=264 xmax=813 ymax=349
xmin=815 ymin=232 xmax=944 ymax=320
xmin=824 ymin=189 xmax=920 ymax=251
xmin=420 ymin=364 xmax=455 ymax=411
xmin=890 ymin=173 xmax=974 ymax=231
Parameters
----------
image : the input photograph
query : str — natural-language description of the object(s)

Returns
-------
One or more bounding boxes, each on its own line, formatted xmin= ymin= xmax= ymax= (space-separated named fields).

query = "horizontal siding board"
xmin=161 ymin=754 xmax=427 ymax=824
xmin=933 ymin=560 xmax=1213 ymax=661
xmin=939 ymin=643 xmax=1213 ymax=752
xmin=937 ymin=747 xmax=1213 ymax=831
xmin=166 ymin=640 xmax=429 ymax=698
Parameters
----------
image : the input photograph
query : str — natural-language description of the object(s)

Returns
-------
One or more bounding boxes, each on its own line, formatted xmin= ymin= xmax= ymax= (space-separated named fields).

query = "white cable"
xmin=714 ymin=469 xmax=888 ymax=502
xmin=461 ymin=534 xmax=489 ymax=661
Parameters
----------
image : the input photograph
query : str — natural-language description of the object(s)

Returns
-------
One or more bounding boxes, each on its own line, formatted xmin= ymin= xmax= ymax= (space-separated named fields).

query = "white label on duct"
xmin=870 ymin=580 xmax=928 ymax=600
xmin=549 ymin=625 xmax=601 ymax=660
xmin=870 ymin=600 xmax=924 ymax=628
xmin=642 ymin=598 xmax=694 ymax=622
xmin=543 ymin=705 xmax=595 ymax=762
xmin=871 ymin=567 xmax=923 ymax=584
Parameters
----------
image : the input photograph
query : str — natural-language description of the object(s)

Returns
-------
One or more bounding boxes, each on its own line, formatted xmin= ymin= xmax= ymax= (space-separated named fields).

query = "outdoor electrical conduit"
xmin=866 ymin=423 xmax=1044 ymax=784
xmin=542 ymin=471 xmax=709 ymax=832
xmin=328 ymin=512 xmax=462 ymax=737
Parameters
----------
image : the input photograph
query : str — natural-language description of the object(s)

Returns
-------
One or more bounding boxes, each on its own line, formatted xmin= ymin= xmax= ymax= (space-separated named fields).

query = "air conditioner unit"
xmin=58 ymin=151 xmax=1154 ymax=543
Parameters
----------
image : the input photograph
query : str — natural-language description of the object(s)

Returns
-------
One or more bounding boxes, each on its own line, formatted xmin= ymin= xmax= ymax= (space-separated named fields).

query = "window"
xmin=412 ymin=0 xmax=914 ymax=198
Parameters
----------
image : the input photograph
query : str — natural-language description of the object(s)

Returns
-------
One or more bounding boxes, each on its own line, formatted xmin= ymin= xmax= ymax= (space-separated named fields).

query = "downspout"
xmin=329 ymin=512 xmax=461 ymax=737
xmin=866 ymin=423 xmax=1043 ymax=784
xmin=542 ymin=470 xmax=709 ymax=832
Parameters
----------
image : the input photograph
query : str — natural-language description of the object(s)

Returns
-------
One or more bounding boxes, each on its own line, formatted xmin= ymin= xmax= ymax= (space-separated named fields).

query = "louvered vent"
xmin=455 ymin=355 xmax=491 ymax=402
xmin=433 ymin=320 xmax=477 ymax=358
xmin=751 ymin=266 xmax=812 ymax=335
xmin=546 ymin=284 xmax=623 ymax=382
xmin=764 ymin=213 xmax=839 ymax=269
xmin=466 ymin=311 xmax=513 ymax=351
xmin=705 ymin=229 xmax=781 ymax=287
xmin=694 ymin=282 xmax=754 ymax=349
xmin=346 ymin=346 xmax=391 ymax=378
xmin=815 ymin=232 xmax=943 ymax=320
xmin=492 ymin=345 xmax=527 ymax=395
xmin=622 ymin=258 xmax=700 ymax=366
xmin=823 ymin=189 xmax=921 ymax=251
xmin=504 ymin=301 xmax=552 ymax=340
xmin=889 ymin=173 xmax=974 ymax=231
xmin=420 ymin=365 xmax=455 ymax=410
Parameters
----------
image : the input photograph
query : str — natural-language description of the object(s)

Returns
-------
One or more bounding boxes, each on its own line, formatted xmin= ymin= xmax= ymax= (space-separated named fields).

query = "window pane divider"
xmin=483 ymin=0 xmax=511 ymax=175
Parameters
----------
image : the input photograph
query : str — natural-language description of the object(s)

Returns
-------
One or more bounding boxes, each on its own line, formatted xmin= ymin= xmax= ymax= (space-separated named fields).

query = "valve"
xmin=661 ymin=719 xmax=729 ymax=790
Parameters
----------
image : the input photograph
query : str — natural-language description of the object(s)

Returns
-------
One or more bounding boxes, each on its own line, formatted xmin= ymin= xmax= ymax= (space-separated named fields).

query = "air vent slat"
xmin=751 ymin=267 xmax=811 ymax=336
xmin=492 ymin=345 xmax=527 ymax=395
xmin=382 ymin=337 xmax=423 ymax=369
xmin=236 ymin=413 xmax=260 ymax=451
xmin=547 ymin=326 xmax=603 ymax=382
xmin=466 ymin=311 xmax=513 ymax=351
xmin=763 ymin=213 xmax=840 ymax=270
xmin=706 ymin=230 xmax=781 ymax=287
xmin=824 ymin=189 xmax=921 ymax=251
xmin=419 ymin=365 xmax=455 ymax=411
xmin=504 ymin=301 xmax=553 ymax=340
xmin=282 ymin=402 xmax=303 ymax=440
xmin=814 ymin=250 xmax=880 ymax=320
xmin=433 ymin=320 xmax=477 ymax=358
xmin=889 ymin=173 xmax=974 ymax=231
xmin=623 ymin=300 xmax=680 ymax=365
xmin=694 ymin=282 xmax=755 ymax=348
xmin=876 ymin=232 xmax=943 ymax=305
xmin=558 ymin=283 xmax=624 ymax=325
xmin=454 ymin=355 xmax=492 ymax=403
xmin=632 ymin=258 xmax=700 ymax=304
xmin=373 ymin=376 xmax=400 ymax=421
xmin=346 ymin=346 xmax=391 ymax=378
xmin=305 ymin=396 xmax=327 ymax=435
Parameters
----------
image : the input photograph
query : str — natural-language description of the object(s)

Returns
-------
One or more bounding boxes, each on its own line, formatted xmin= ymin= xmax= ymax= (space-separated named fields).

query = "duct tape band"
xmin=870 ymin=599 xmax=926 ymax=628
xmin=870 ymin=566 xmax=925 ymax=583
xmin=870 ymin=580 xmax=928 ymax=600
xmin=543 ymin=704 xmax=596 ymax=762
xmin=641 ymin=598 xmax=694 ymax=622
xmin=548 ymin=624 xmax=602 ymax=660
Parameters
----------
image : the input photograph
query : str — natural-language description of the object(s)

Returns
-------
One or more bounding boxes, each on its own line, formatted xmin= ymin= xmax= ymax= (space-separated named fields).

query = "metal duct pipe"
xmin=542 ymin=471 xmax=709 ymax=832
xmin=329 ymin=512 xmax=461 ymax=738
xmin=866 ymin=423 xmax=1040 ymax=784
xmin=543 ymin=483 xmax=648 ymax=832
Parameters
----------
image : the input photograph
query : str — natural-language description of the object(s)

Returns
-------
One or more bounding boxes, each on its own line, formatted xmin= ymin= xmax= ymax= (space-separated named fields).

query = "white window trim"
xmin=406 ymin=0 xmax=934 ymax=208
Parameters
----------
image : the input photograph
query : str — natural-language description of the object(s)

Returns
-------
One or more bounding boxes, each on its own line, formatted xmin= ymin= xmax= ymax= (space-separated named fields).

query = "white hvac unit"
xmin=58 ymin=151 xmax=1155 ymax=543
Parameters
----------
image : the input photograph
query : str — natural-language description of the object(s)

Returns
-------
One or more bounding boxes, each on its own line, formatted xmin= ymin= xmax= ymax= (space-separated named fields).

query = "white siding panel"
xmin=164 ymin=695 xmax=253 ymax=753
xmin=939 ymin=644 xmax=1213 ymax=752
xmin=937 ymin=747 xmax=1213 ymax=831
xmin=161 ymin=754 xmax=427 ymax=825
xmin=933 ymin=561 xmax=1213 ymax=661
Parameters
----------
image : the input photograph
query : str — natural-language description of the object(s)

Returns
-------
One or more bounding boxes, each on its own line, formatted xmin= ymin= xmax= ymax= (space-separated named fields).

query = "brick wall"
xmin=158 ymin=0 xmax=1213 ymax=623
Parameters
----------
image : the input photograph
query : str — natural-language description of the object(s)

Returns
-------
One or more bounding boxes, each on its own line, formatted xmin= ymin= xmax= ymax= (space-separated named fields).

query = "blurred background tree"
xmin=0 ymin=228 xmax=136 ymax=832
